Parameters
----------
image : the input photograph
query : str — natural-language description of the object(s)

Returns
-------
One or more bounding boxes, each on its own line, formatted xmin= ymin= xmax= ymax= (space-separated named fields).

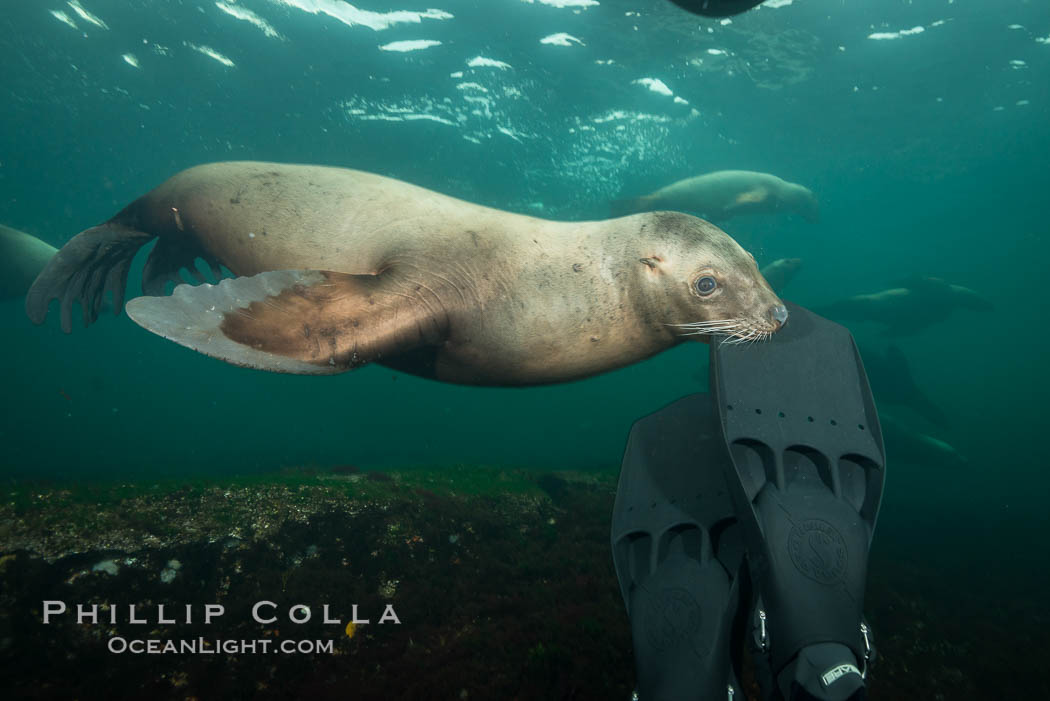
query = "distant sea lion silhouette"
xmin=612 ymin=170 xmax=819 ymax=224
xmin=879 ymin=413 xmax=967 ymax=470
xmin=759 ymin=257 xmax=802 ymax=294
xmin=815 ymin=276 xmax=991 ymax=337
xmin=0 ymin=224 xmax=57 ymax=301
xmin=861 ymin=344 xmax=949 ymax=429
xmin=26 ymin=161 xmax=787 ymax=384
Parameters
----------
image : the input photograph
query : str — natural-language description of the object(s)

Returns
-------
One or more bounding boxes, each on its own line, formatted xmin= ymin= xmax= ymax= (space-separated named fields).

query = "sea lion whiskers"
xmin=667 ymin=318 xmax=757 ymax=341
xmin=669 ymin=318 xmax=744 ymax=333
xmin=749 ymin=328 xmax=774 ymax=345
xmin=670 ymin=318 xmax=744 ymax=329
xmin=669 ymin=318 xmax=780 ymax=344
xmin=746 ymin=329 xmax=772 ymax=346
xmin=680 ymin=324 xmax=745 ymax=338
xmin=720 ymin=328 xmax=760 ymax=346
xmin=681 ymin=326 xmax=744 ymax=337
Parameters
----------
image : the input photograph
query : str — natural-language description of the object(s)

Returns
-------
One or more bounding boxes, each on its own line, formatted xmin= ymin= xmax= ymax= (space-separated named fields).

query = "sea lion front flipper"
xmin=125 ymin=269 xmax=450 ymax=375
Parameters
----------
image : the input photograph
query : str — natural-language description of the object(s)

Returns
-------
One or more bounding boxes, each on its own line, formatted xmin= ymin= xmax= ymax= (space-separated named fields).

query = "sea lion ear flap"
xmin=125 ymin=269 xmax=449 ymax=374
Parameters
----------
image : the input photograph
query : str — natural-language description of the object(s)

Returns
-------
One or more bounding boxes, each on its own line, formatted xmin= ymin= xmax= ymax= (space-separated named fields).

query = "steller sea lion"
xmin=879 ymin=413 xmax=967 ymax=470
xmin=860 ymin=344 xmax=948 ymax=429
xmin=612 ymin=170 xmax=819 ymax=224
xmin=815 ymin=276 xmax=991 ymax=337
xmin=26 ymin=161 xmax=787 ymax=385
xmin=0 ymin=224 xmax=58 ymax=301
xmin=759 ymin=257 xmax=802 ymax=294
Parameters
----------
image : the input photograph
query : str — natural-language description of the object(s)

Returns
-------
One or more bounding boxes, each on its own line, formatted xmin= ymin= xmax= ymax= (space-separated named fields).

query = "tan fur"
xmin=32 ymin=162 xmax=786 ymax=384
xmin=617 ymin=170 xmax=819 ymax=223
xmin=0 ymin=224 xmax=57 ymax=300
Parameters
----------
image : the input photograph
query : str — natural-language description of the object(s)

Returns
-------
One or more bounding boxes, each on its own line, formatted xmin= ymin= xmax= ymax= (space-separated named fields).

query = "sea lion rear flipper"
xmin=142 ymin=233 xmax=225 ymax=296
xmin=610 ymin=196 xmax=651 ymax=218
xmin=125 ymin=269 xmax=450 ymax=375
xmin=26 ymin=223 xmax=153 ymax=332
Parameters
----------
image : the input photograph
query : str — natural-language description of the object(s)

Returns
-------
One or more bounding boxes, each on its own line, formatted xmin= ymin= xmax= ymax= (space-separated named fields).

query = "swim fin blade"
xmin=712 ymin=302 xmax=885 ymax=701
xmin=667 ymin=1 xmax=766 ymax=18
xmin=612 ymin=394 xmax=746 ymax=700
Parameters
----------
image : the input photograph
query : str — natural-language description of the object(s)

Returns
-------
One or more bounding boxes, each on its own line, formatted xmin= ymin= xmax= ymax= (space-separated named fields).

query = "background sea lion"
xmin=0 ymin=224 xmax=58 ymax=300
xmin=815 ymin=276 xmax=991 ymax=337
xmin=611 ymin=170 xmax=819 ymax=224
xmin=861 ymin=344 xmax=948 ymax=429
xmin=27 ymin=161 xmax=787 ymax=385
xmin=759 ymin=257 xmax=802 ymax=294
xmin=879 ymin=414 xmax=967 ymax=470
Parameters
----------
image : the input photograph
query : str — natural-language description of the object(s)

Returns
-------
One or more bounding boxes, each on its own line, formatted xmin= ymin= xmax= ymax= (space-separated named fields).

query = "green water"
xmin=1 ymin=0 xmax=1048 ymax=651
xmin=3 ymin=0 xmax=1043 ymax=478
xmin=2 ymin=0 xmax=1049 ymax=697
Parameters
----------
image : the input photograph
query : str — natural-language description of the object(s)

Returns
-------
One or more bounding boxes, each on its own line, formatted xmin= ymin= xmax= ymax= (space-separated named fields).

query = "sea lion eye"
xmin=695 ymin=276 xmax=717 ymax=295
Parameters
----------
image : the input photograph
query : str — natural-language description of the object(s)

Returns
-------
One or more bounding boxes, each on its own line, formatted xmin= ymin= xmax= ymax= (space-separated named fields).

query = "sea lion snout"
xmin=771 ymin=303 xmax=789 ymax=327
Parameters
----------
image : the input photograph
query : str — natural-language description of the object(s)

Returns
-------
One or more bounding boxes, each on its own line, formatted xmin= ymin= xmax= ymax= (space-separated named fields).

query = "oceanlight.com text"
xmin=107 ymin=637 xmax=335 ymax=655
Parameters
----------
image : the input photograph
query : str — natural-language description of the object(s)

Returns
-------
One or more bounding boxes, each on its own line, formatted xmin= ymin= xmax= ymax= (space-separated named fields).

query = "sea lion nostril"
xmin=772 ymin=304 xmax=789 ymax=325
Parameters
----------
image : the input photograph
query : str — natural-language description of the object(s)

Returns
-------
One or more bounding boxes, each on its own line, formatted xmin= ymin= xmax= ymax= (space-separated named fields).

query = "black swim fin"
xmin=612 ymin=394 xmax=746 ymax=700
xmin=712 ymin=302 xmax=886 ymax=701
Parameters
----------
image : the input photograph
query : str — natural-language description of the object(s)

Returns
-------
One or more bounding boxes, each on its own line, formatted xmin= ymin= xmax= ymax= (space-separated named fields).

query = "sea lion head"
xmin=633 ymin=212 xmax=788 ymax=343
xmin=760 ymin=257 xmax=803 ymax=295
xmin=763 ymin=256 xmax=803 ymax=277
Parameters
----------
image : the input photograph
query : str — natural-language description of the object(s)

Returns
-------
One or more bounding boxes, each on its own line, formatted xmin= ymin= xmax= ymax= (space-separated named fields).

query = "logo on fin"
xmin=821 ymin=663 xmax=861 ymax=688
xmin=788 ymin=519 xmax=848 ymax=585
xmin=644 ymin=587 xmax=703 ymax=653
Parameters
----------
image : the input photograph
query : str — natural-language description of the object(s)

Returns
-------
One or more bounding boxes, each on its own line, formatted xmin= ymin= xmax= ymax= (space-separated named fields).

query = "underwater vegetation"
xmin=0 ymin=466 xmax=1044 ymax=700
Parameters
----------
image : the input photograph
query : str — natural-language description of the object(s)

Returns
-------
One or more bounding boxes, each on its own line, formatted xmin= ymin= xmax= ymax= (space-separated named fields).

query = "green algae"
xmin=0 ymin=465 xmax=615 ymax=562
xmin=0 ymin=464 xmax=631 ymax=700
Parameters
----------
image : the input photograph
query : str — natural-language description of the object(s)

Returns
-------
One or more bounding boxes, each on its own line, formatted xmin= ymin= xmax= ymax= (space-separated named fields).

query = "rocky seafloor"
xmin=0 ymin=465 xmax=1044 ymax=700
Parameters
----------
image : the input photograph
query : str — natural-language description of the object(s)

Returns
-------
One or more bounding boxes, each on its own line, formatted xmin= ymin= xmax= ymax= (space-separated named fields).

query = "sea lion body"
xmin=0 ymin=224 xmax=58 ymax=300
xmin=28 ymin=162 xmax=786 ymax=384
xmin=613 ymin=170 xmax=819 ymax=223
xmin=816 ymin=278 xmax=991 ymax=337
